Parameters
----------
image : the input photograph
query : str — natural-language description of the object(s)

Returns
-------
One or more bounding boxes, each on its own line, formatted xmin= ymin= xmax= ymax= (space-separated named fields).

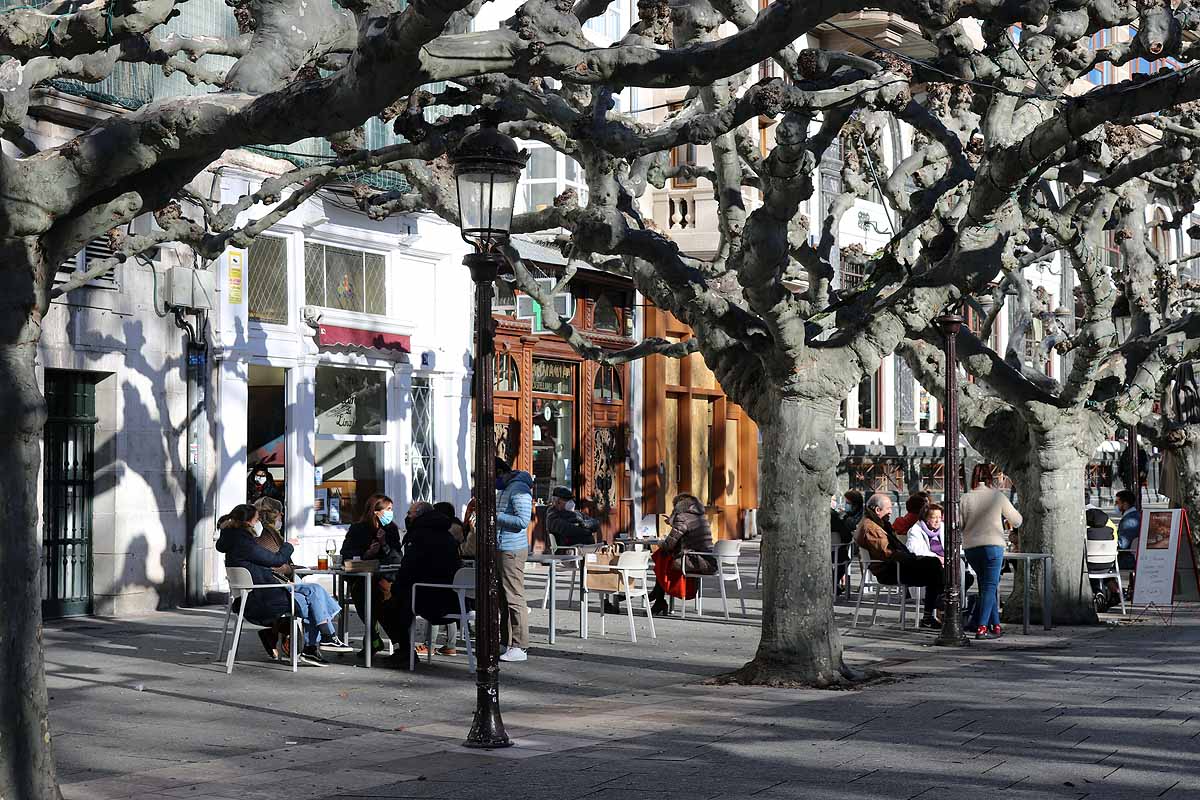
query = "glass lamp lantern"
xmin=451 ymin=126 xmax=528 ymax=252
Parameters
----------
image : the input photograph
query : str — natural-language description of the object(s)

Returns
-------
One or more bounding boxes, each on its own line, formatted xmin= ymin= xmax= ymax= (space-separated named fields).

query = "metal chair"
xmin=409 ymin=567 xmax=476 ymax=671
xmin=1081 ymin=531 xmax=1128 ymax=615
xmin=541 ymin=535 xmax=598 ymax=609
xmin=850 ymin=551 xmax=923 ymax=630
xmin=591 ymin=550 xmax=657 ymax=643
xmin=680 ymin=540 xmax=746 ymax=619
xmin=216 ymin=566 xmax=300 ymax=674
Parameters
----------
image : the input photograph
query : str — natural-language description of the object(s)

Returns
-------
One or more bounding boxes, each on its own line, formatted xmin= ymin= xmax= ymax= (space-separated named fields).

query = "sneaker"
xmin=975 ymin=626 xmax=996 ymax=641
xmin=436 ymin=646 xmax=458 ymax=657
xmin=319 ymin=635 xmax=355 ymax=653
xmin=989 ymin=624 xmax=1003 ymax=639
xmin=300 ymin=646 xmax=329 ymax=666
xmin=918 ymin=617 xmax=939 ymax=630
xmin=1093 ymin=591 xmax=1110 ymax=614
xmin=498 ymin=647 xmax=527 ymax=662
xmin=413 ymin=643 xmax=430 ymax=656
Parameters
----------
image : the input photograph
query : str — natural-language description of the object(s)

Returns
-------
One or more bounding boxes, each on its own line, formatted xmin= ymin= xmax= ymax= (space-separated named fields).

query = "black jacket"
xmin=341 ymin=520 xmax=403 ymax=563
xmin=216 ymin=527 xmax=295 ymax=623
xmin=663 ymin=495 xmax=717 ymax=575
xmin=546 ymin=506 xmax=599 ymax=547
xmin=399 ymin=509 xmax=463 ymax=620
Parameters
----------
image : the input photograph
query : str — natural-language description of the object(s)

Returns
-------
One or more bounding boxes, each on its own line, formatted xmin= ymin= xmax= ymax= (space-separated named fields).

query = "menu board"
xmin=1132 ymin=510 xmax=1200 ymax=606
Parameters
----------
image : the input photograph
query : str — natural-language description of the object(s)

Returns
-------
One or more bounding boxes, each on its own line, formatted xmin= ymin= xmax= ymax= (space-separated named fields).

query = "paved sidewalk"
xmin=47 ymin=563 xmax=1200 ymax=800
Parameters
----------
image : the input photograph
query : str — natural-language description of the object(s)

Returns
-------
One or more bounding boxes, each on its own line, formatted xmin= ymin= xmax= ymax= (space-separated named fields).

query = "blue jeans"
xmin=964 ymin=545 xmax=1004 ymax=629
xmin=292 ymin=583 xmax=341 ymax=646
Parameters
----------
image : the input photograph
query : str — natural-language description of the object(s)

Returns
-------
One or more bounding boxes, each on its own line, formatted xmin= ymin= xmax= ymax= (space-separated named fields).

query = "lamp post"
xmin=935 ymin=309 xmax=968 ymax=647
xmin=450 ymin=124 xmax=527 ymax=749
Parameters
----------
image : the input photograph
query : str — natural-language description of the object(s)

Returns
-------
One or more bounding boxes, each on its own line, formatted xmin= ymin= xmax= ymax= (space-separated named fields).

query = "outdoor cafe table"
xmin=526 ymin=553 xmax=583 ymax=644
xmin=1002 ymin=552 xmax=1054 ymax=635
xmin=295 ymin=564 xmax=398 ymax=668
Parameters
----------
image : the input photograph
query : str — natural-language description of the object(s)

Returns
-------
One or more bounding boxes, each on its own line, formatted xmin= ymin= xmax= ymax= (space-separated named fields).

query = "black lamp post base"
xmin=933 ymin=632 xmax=972 ymax=647
xmin=464 ymin=683 xmax=512 ymax=749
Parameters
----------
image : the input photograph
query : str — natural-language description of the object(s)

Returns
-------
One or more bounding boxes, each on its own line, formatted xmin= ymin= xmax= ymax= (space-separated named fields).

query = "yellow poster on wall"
xmin=228 ymin=250 xmax=245 ymax=305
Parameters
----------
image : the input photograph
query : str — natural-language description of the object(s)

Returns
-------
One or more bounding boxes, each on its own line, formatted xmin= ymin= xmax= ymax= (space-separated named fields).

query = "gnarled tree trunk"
xmin=0 ymin=309 xmax=60 ymax=798
xmin=728 ymin=397 xmax=855 ymax=686
xmin=994 ymin=416 xmax=1099 ymax=626
xmin=1159 ymin=427 xmax=1200 ymax=546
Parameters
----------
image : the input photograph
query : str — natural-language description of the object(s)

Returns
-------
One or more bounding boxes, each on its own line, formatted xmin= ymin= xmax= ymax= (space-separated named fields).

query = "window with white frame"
xmin=304 ymin=242 xmax=387 ymax=315
xmin=247 ymin=236 xmax=289 ymax=324
xmin=410 ymin=376 xmax=436 ymax=503
xmin=55 ymin=238 xmax=119 ymax=291
xmin=315 ymin=366 xmax=389 ymax=522
xmin=518 ymin=145 xmax=588 ymax=214
xmin=583 ymin=4 xmax=624 ymax=41
xmin=850 ymin=366 xmax=882 ymax=431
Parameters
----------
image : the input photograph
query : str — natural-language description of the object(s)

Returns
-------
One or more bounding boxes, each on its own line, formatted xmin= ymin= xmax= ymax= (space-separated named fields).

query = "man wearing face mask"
xmin=546 ymin=486 xmax=600 ymax=547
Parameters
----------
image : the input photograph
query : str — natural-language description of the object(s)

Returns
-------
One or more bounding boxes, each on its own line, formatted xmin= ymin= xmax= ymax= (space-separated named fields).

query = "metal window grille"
xmin=304 ymin=242 xmax=387 ymax=314
xmin=410 ymin=377 xmax=435 ymax=503
xmin=247 ymin=236 xmax=288 ymax=324
xmin=55 ymin=239 xmax=119 ymax=291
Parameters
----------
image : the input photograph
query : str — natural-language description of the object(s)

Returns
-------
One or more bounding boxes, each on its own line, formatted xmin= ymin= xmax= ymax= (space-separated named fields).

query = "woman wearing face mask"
xmin=340 ymin=494 xmax=404 ymax=655
xmin=247 ymin=466 xmax=284 ymax=505
xmin=216 ymin=504 xmax=349 ymax=665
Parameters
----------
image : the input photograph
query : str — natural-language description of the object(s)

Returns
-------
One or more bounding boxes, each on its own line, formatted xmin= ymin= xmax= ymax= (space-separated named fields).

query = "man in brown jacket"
xmin=854 ymin=493 xmax=944 ymax=628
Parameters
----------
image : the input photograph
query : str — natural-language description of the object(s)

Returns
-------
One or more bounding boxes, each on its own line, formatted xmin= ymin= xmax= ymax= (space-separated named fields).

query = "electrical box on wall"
xmin=166 ymin=266 xmax=216 ymax=311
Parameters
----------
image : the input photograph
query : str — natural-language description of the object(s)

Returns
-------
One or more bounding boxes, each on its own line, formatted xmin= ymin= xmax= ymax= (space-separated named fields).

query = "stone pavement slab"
xmin=45 ymin=564 xmax=1200 ymax=800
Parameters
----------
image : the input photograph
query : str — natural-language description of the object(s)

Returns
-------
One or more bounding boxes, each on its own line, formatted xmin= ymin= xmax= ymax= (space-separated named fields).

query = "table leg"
xmin=1023 ymin=559 xmax=1031 ymax=635
xmin=1043 ymin=556 xmax=1053 ymax=631
xmin=548 ymin=562 xmax=557 ymax=645
xmin=580 ymin=565 xmax=588 ymax=640
xmin=365 ymin=573 xmax=373 ymax=669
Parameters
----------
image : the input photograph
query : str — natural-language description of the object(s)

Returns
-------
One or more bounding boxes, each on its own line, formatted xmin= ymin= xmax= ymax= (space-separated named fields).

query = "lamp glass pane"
xmin=457 ymin=171 xmax=489 ymax=234
xmin=488 ymin=174 xmax=519 ymax=234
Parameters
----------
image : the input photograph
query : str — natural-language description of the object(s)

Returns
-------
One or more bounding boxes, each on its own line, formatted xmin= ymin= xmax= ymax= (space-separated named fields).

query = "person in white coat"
xmin=906 ymin=504 xmax=946 ymax=563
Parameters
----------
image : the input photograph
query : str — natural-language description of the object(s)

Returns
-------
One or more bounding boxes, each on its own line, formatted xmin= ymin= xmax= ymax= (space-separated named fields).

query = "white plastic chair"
xmin=590 ymin=550 xmax=656 ymax=642
xmin=216 ymin=567 xmax=300 ymax=674
xmin=850 ymin=551 xmax=923 ymax=630
xmin=1082 ymin=532 xmax=1127 ymax=615
xmin=409 ymin=567 xmax=476 ymax=671
xmin=679 ymin=541 xmax=745 ymax=619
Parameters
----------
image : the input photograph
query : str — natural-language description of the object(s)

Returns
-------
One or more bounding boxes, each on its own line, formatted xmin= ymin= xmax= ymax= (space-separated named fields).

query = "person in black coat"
xmin=216 ymin=504 xmax=350 ymax=664
xmin=376 ymin=502 xmax=462 ymax=648
xmin=340 ymin=493 xmax=404 ymax=646
xmin=545 ymin=486 xmax=600 ymax=547
xmin=247 ymin=466 xmax=284 ymax=506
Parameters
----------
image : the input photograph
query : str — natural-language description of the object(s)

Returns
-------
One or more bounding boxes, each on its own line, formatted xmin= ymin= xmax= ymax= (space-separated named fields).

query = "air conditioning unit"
xmin=166 ymin=266 xmax=215 ymax=311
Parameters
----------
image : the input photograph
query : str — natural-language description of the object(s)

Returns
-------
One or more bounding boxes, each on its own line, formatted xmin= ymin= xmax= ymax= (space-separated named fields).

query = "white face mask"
xmin=252 ymin=520 xmax=263 ymax=537
xmin=254 ymin=475 xmax=267 ymax=485
xmin=565 ymin=500 xmax=576 ymax=512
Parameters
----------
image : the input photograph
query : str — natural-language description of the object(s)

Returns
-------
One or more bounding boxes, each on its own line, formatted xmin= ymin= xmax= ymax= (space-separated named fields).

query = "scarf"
xmin=918 ymin=519 xmax=944 ymax=557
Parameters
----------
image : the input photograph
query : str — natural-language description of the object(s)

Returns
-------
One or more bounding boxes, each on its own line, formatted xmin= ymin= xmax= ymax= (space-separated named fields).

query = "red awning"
xmin=317 ymin=324 xmax=411 ymax=353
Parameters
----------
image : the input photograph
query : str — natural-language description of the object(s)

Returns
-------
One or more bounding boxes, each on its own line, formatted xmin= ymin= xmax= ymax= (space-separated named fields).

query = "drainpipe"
xmin=175 ymin=308 xmax=209 ymax=605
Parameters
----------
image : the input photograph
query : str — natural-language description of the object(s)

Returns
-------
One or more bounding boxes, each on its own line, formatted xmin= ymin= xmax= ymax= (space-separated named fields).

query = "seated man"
xmin=1115 ymin=489 xmax=1140 ymax=588
xmin=545 ymin=486 xmax=601 ymax=547
xmin=854 ymin=493 xmax=944 ymax=629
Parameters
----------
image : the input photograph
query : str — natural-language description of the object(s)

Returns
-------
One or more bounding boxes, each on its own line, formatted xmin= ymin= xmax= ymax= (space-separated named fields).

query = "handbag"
xmin=584 ymin=545 xmax=623 ymax=593
xmin=652 ymin=549 xmax=698 ymax=600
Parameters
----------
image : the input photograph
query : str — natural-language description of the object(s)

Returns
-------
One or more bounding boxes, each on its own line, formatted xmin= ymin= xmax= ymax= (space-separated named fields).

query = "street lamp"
xmin=934 ymin=308 xmax=969 ymax=647
xmin=450 ymin=123 xmax=527 ymax=750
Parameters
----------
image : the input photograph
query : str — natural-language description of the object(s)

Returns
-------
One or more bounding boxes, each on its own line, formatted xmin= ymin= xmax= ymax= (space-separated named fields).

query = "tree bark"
xmin=1004 ymin=444 xmax=1098 ymax=626
xmin=726 ymin=397 xmax=857 ymax=687
xmin=0 ymin=314 xmax=60 ymax=799
xmin=1159 ymin=426 xmax=1200 ymax=548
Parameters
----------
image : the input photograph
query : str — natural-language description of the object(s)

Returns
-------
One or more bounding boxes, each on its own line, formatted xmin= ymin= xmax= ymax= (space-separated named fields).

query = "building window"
xmin=304 ymin=242 xmax=386 ymax=315
xmin=1089 ymin=29 xmax=1110 ymax=84
xmin=854 ymin=367 xmax=882 ymax=430
xmin=55 ymin=238 xmax=118 ymax=291
xmin=495 ymin=353 xmax=521 ymax=393
xmin=314 ymin=366 xmax=388 ymax=522
xmin=247 ymin=236 xmax=288 ymax=324
xmin=594 ymin=293 xmax=619 ymax=332
xmin=594 ymin=365 xmax=622 ymax=403
xmin=410 ymin=376 xmax=435 ymax=503
xmin=668 ymin=102 xmax=697 ymax=189
xmin=1101 ymin=229 xmax=1122 ymax=271
xmin=493 ymin=281 xmax=517 ymax=315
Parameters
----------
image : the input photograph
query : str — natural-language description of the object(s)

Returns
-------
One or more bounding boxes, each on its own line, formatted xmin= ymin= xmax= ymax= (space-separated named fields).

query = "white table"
xmin=526 ymin=553 xmax=582 ymax=644
xmin=296 ymin=565 xmax=397 ymax=667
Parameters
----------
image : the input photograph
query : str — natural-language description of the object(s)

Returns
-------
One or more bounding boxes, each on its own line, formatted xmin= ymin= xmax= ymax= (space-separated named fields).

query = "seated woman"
xmin=647 ymin=493 xmax=717 ymax=616
xmin=905 ymin=503 xmax=946 ymax=564
xmin=854 ymin=493 xmax=944 ymax=629
xmin=216 ymin=504 xmax=349 ymax=665
xmin=340 ymin=494 xmax=404 ymax=653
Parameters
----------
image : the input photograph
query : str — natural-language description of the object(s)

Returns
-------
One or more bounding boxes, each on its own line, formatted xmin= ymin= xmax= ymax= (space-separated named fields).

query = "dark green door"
xmin=42 ymin=372 xmax=97 ymax=619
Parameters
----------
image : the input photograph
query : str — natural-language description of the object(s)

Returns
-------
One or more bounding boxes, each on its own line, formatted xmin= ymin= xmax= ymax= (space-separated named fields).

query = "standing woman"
xmin=960 ymin=467 xmax=1023 ymax=639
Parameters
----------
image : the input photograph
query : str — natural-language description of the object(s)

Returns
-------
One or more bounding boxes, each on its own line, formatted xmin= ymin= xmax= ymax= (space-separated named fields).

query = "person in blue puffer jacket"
xmin=494 ymin=458 xmax=533 ymax=662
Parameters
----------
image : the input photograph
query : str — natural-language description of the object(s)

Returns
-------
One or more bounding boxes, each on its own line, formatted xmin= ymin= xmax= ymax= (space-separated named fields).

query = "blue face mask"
xmin=378 ymin=509 xmax=394 ymax=527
